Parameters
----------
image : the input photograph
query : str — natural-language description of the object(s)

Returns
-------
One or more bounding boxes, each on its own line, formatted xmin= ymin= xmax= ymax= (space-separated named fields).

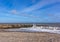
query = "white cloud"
xmin=10 ymin=10 xmax=17 ymax=14
xmin=20 ymin=0 xmax=60 ymax=13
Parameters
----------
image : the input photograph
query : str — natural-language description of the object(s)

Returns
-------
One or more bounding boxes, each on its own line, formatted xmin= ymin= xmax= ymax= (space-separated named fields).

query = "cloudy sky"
xmin=0 ymin=0 xmax=60 ymax=23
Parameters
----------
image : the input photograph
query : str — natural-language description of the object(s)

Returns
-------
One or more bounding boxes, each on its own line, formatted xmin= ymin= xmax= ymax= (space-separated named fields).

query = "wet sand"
xmin=0 ymin=32 xmax=60 ymax=42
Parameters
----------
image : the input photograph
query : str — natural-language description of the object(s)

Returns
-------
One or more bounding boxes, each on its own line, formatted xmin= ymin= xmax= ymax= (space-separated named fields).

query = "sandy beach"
xmin=0 ymin=32 xmax=60 ymax=42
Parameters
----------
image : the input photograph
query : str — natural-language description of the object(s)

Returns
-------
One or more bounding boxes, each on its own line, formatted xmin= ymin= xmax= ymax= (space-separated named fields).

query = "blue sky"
xmin=0 ymin=0 xmax=60 ymax=23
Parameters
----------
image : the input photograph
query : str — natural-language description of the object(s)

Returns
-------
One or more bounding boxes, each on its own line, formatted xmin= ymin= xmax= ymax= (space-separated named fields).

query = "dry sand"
xmin=0 ymin=32 xmax=60 ymax=42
